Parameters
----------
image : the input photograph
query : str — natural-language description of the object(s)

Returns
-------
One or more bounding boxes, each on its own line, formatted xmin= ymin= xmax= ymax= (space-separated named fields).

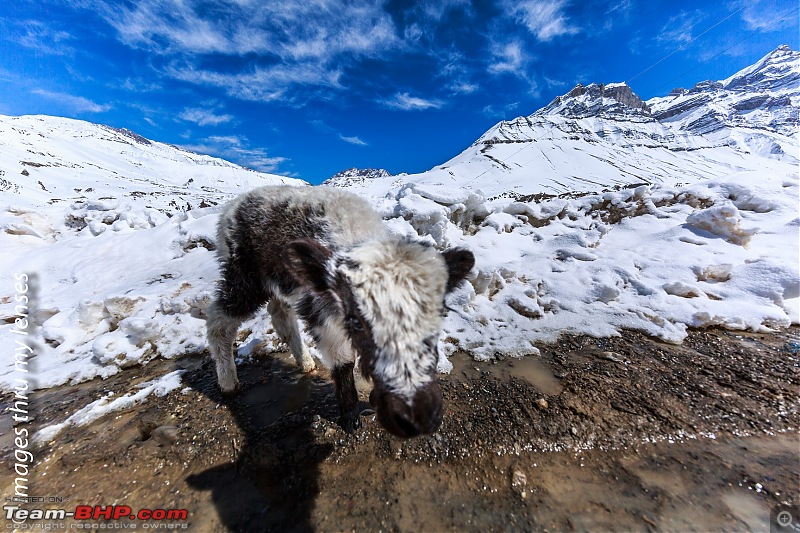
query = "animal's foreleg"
xmin=332 ymin=362 xmax=361 ymax=433
xmin=206 ymin=301 xmax=244 ymax=393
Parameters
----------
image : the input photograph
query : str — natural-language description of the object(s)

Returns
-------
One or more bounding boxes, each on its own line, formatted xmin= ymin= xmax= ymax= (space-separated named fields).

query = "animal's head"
xmin=284 ymin=238 xmax=474 ymax=438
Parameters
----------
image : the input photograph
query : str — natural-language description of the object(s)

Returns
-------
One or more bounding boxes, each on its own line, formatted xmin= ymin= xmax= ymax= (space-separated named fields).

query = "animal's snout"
xmin=370 ymin=381 xmax=443 ymax=438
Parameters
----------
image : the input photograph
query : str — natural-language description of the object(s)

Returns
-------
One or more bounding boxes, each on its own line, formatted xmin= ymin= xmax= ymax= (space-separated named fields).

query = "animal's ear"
xmin=442 ymin=248 xmax=475 ymax=293
xmin=284 ymin=239 xmax=332 ymax=293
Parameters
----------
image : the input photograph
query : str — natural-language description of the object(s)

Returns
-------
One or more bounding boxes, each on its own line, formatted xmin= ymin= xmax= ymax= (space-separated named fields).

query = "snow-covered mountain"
xmin=335 ymin=46 xmax=798 ymax=199
xmin=0 ymin=114 xmax=306 ymax=211
xmin=649 ymin=44 xmax=799 ymax=161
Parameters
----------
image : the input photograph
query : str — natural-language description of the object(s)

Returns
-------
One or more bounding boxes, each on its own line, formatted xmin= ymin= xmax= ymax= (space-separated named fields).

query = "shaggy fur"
xmin=206 ymin=185 xmax=474 ymax=437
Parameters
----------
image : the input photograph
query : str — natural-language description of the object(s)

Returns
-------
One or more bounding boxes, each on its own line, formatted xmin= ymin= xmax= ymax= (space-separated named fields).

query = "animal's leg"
xmin=207 ymin=259 xmax=268 ymax=393
xmin=206 ymin=301 xmax=245 ymax=393
xmin=313 ymin=329 xmax=360 ymax=432
xmin=267 ymin=298 xmax=316 ymax=372
xmin=332 ymin=362 xmax=361 ymax=433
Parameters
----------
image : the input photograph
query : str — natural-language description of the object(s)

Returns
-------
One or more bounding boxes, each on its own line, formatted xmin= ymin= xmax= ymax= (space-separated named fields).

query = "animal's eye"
xmin=348 ymin=315 xmax=364 ymax=332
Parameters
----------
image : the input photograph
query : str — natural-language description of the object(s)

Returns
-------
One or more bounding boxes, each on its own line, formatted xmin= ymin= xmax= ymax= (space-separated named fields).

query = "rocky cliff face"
xmin=537 ymin=82 xmax=652 ymax=120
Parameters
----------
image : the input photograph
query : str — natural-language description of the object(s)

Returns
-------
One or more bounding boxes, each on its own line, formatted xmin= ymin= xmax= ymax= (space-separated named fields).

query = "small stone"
xmin=535 ymin=398 xmax=549 ymax=410
xmin=151 ymin=425 xmax=179 ymax=447
xmin=511 ymin=470 xmax=527 ymax=499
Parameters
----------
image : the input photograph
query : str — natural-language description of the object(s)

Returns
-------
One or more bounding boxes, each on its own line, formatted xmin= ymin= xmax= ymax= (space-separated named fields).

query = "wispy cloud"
xmin=120 ymin=78 xmax=162 ymax=92
xmin=339 ymin=135 xmax=368 ymax=146
xmin=15 ymin=20 xmax=74 ymax=56
xmin=657 ymin=10 xmax=706 ymax=46
xmin=84 ymin=0 xmax=400 ymax=102
xmin=505 ymin=0 xmax=579 ymax=41
xmin=486 ymin=40 xmax=539 ymax=96
xmin=447 ymin=80 xmax=480 ymax=94
xmin=309 ymin=119 xmax=368 ymax=146
xmin=32 ymin=89 xmax=111 ymax=113
xmin=733 ymin=0 xmax=797 ymax=31
xmin=482 ymin=101 xmax=521 ymax=119
xmin=383 ymin=92 xmax=443 ymax=111
xmin=166 ymin=62 xmax=343 ymax=104
xmin=183 ymin=134 xmax=288 ymax=173
xmin=488 ymin=41 xmax=528 ymax=76
xmin=179 ymin=107 xmax=234 ymax=127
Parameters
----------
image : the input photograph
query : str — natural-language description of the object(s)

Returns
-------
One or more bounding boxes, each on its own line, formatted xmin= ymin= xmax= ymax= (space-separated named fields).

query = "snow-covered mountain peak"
xmin=648 ymin=45 xmax=798 ymax=159
xmin=535 ymin=82 xmax=652 ymax=121
xmin=722 ymin=44 xmax=799 ymax=93
xmin=322 ymin=167 xmax=394 ymax=188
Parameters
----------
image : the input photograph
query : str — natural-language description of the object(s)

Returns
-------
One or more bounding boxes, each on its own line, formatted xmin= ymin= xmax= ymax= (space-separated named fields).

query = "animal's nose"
xmin=373 ymin=382 xmax=443 ymax=438
xmin=389 ymin=407 xmax=424 ymax=438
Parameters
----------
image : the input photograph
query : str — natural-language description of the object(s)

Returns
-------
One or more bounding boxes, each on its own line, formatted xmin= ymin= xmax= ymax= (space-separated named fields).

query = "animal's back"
xmin=216 ymin=185 xmax=386 ymax=262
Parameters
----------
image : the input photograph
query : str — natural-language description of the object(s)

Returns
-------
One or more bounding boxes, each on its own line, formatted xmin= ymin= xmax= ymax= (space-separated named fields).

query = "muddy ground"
xmin=2 ymin=326 xmax=799 ymax=532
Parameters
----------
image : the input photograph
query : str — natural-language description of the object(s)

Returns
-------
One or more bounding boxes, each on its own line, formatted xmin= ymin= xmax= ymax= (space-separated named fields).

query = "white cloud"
xmin=32 ymin=89 xmax=111 ymax=113
xmin=506 ymin=0 xmax=579 ymax=41
xmin=448 ymin=80 xmax=479 ymax=94
xmin=488 ymin=41 xmax=528 ymax=76
xmin=120 ymin=78 xmax=162 ymax=92
xmin=383 ymin=92 xmax=444 ymax=111
xmin=310 ymin=119 xmax=368 ymax=146
xmin=482 ymin=101 xmax=520 ymax=119
xmin=339 ymin=134 xmax=368 ymax=146
xmin=166 ymin=62 xmax=343 ymax=103
xmin=734 ymin=0 xmax=797 ymax=31
xmin=15 ymin=20 xmax=73 ymax=56
xmin=83 ymin=0 xmax=400 ymax=101
xmin=486 ymin=40 xmax=540 ymax=96
xmin=183 ymin=134 xmax=288 ymax=173
xmin=179 ymin=107 xmax=234 ymax=127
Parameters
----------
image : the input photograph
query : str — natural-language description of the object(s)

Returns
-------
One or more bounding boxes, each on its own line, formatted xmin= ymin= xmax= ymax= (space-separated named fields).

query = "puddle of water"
xmin=449 ymin=352 xmax=563 ymax=395
xmin=236 ymin=353 xmax=321 ymax=427
xmin=722 ymin=490 xmax=771 ymax=531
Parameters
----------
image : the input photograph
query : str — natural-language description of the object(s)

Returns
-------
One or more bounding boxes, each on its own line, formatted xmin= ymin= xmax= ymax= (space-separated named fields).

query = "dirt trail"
xmin=2 ymin=326 xmax=799 ymax=532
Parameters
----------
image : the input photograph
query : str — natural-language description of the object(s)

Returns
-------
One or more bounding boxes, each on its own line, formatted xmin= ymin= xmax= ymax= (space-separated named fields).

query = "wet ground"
xmin=2 ymin=326 xmax=799 ymax=532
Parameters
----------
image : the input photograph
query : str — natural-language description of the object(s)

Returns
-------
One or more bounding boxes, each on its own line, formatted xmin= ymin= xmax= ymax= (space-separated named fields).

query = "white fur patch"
xmin=216 ymin=186 xmax=386 ymax=261
xmin=337 ymin=239 xmax=448 ymax=398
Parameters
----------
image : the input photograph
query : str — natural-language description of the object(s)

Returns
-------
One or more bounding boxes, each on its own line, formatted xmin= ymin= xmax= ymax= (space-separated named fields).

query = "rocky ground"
xmin=2 ymin=326 xmax=799 ymax=532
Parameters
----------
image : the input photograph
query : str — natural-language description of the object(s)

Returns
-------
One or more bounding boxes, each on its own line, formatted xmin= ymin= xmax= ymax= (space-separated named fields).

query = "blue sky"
xmin=0 ymin=0 xmax=797 ymax=183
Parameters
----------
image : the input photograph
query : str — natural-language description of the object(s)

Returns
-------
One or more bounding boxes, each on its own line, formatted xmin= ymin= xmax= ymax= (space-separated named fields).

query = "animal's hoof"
xmin=338 ymin=413 xmax=362 ymax=434
xmin=218 ymin=377 xmax=240 ymax=394
xmin=298 ymin=354 xmax=316 ymax=373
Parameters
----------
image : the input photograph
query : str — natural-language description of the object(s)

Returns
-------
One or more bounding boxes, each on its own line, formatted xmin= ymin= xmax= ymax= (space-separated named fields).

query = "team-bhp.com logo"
xmin=4 ymin=505 xmax=188 ymax=522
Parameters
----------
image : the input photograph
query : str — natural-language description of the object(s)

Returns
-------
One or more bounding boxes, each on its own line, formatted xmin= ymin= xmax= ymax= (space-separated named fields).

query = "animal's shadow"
xmin=184 ymin=353 xmax=348 ymax=532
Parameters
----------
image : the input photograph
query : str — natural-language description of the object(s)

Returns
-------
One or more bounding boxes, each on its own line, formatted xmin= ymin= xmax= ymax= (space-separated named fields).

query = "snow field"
xmin=2 ymin=170 xmax=797 ymax=391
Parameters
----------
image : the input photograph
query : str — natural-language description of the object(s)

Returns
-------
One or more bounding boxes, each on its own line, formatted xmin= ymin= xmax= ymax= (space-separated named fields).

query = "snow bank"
xmin=1 ymin=170 xmax=798 ymax=390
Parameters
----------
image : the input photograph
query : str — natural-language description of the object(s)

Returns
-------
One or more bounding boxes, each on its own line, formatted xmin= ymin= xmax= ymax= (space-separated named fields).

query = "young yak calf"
xmin=206 ymin=186 xmax=474 ymax=438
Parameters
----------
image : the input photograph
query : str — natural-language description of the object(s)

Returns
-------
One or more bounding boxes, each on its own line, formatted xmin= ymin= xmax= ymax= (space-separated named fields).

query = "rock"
xmin=511 ymin=469 xmax=527 ymax=499
xmin=151 ymin=425 xmax=179 ymax=447
xmin=535 ymin=398 xmax=549 ymax=410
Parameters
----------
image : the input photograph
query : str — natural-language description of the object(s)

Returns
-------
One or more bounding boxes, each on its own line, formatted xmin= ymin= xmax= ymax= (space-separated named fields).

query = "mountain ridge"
xmin=328 ymin=45 xmax=797 ymax=198
xmin=0 ymin=114 xmax=306 ymax=212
